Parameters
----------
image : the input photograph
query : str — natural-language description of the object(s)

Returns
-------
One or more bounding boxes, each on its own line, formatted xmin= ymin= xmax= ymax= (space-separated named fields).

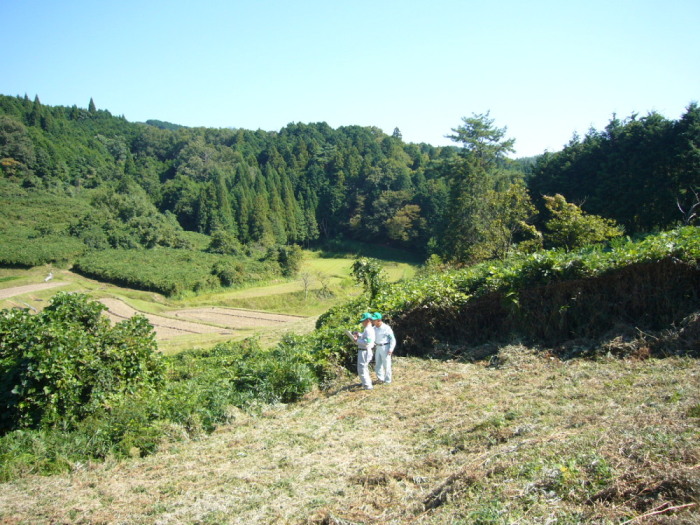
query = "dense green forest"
xmin=1 ymin=94 xmax=698 ymax=277
xmin=0 ymin=94 xmax=460 ymax=255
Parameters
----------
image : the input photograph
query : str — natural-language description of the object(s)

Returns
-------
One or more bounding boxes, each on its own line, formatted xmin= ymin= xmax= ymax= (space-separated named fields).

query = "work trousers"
xmin=374 ymin=344 xmax=392 ymax=383
xmin=357 ymin=348 xmax=374 ymax=389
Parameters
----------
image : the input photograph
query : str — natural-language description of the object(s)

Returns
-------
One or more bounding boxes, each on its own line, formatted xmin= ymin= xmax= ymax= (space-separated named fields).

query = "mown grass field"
xmin=1 ymin=346 xmax=698 ymax=524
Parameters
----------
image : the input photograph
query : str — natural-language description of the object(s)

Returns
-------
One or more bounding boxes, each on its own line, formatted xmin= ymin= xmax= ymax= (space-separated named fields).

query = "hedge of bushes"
xmin=317 ymin=226 xmax=700 ymax=355
xmin=72 ymin=247 xmax=284 ymax=296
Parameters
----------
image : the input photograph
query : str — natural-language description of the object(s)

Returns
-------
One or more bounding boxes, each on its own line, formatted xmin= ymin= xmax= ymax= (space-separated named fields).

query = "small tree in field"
xmin=300 ymin=271 xmax=313 ymax=300
xmin=351 ymin=257 xmax=386 ymax=305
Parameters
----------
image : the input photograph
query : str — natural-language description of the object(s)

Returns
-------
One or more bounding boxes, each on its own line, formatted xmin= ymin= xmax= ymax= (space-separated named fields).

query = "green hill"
xmin=0 ymin=227 xmax=699 ymax=523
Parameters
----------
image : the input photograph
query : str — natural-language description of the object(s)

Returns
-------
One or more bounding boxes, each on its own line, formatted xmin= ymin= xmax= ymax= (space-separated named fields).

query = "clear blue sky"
xmin=2 ymin=0 xmax=698 ymax=157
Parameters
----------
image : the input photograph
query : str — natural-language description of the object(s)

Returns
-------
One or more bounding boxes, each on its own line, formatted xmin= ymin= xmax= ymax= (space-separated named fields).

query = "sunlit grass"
xmin=2 ymin=348 xmax=698 ymax=523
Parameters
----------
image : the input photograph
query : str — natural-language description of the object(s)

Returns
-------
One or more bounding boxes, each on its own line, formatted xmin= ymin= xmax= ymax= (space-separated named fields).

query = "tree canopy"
xmin=0 ymin=94 xmax=698 ymax=265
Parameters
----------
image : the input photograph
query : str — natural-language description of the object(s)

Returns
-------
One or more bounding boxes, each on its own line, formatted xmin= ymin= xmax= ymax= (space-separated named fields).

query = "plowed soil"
xmin=99 ymin=298 xmax=234 ymax=340
xmin=0 ymin=282 xmax=305 ymax=342
xmin=100 ymin=299 xmax=304 ymax=341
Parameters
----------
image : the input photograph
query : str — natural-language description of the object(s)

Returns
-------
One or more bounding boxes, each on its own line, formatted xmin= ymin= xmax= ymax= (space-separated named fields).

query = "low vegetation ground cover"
xmin=0 ymin=180 xmax=419 ymax=299
xmin=1 ymin=347 xmax=698 ymax=524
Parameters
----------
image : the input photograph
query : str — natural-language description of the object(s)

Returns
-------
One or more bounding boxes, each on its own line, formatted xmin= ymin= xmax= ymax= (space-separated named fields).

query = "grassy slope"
xmin=0 ymin=251 xmax=415 ymax=312
xmin=1 ymin=347 xmax=698 ymax=524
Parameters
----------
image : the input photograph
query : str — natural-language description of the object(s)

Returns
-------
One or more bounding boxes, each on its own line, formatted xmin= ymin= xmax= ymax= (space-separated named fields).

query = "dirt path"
xmin=0 ymin=281 xmax=68 ymax=300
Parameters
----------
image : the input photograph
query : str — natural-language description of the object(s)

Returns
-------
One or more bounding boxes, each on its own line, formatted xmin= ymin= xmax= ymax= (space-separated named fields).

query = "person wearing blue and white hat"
xmin=372 ymin=312 xmax=396 ymax=384
xmin=353 ymin=312 xmax=376 ymax=389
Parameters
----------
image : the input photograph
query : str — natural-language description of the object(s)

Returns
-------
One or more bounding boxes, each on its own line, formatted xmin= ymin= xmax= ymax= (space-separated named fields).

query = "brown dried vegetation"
xmin=1 ymin=335 xmax=699 ymax=524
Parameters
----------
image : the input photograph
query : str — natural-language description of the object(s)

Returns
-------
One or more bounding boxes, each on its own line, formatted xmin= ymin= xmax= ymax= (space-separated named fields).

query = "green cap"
xmin=372 ymin=312 xmax=382 ymax=320
xmin=359 ymin=312 xmax=373 ymax=322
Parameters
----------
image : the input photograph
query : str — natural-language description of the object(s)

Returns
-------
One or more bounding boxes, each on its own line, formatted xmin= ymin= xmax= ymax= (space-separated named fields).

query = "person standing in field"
xmin=372 ymin=312 xmax=396 ymax=384
xmin=353 ymin=312 xmax=376 ymax=390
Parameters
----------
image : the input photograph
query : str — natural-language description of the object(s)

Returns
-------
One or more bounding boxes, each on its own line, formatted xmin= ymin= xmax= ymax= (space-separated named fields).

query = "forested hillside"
xmin=1 ymin=94 xmax=698 ymax=270
xmin=0 ymin=94 xmax=460 ymax=255
xmin=529 ymin=107 xmax=700 ymax=233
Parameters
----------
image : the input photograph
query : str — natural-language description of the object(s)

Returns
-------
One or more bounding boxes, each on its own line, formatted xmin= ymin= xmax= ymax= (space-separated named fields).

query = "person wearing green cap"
xmin=372 ymin=312 xmax=396 ymax=384
xmin=353 ymin=312 xmax=376 ymax=389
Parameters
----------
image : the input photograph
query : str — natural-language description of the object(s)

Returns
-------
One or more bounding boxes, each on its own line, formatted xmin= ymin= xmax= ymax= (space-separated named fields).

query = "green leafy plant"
xmin=0 ymin=292 xmax=164 ymax=431
xmin=542 ymin=194 xmax=624 ymax=250
xmin=351 ymin=256 xmax=387 ymax=305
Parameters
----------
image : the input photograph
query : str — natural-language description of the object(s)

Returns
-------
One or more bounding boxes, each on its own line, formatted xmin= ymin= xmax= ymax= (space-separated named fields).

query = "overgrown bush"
xmin=276 ymin=244 xmax=303 ymax=277
xmin=0 ymin=232 xmax=86 ymax=267
xmin=0 ymin=292 xmax=164 ymax=432
xmin=0 ymin=181 xmax=91 ymax=266
xmin=0 ymin=311 xmax=323 ymax=480
xmin=207 ymin=229 xmax=243 ymax=255
xmin=73 ymin=247 xmax=280 ymax=296
xmin=542 ymin=193 xmax=624 ymax=250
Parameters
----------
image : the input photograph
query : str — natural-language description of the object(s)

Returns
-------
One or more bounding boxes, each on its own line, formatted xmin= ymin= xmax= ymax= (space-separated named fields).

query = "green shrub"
xmin=0 ymin=331 xmax=327 ymax=480
xmin=542 ymin=194 xmax=624 ymax=250
xmin=169 ymin=339 xmax=319 ymax=407
xmin=0 ymin=231 xmax=86 ymax=267
xmin=0 ymin=292 xmax=164 ymax=431
xmin=277 ymin=244 xmax=303 ymax=277
xmin=211 ymin=260 xmax=244 ymax=287
xmin=207 ymin=229 xmax=243 ymax=255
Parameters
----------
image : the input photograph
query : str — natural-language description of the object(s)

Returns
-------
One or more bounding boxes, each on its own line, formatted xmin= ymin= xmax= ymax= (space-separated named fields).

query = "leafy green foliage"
xmin=70 ymin=183 xmax=192 ymax=250
xmin=319 ymin=226 xmax=700 ymax=354
xmin=530 ymin=104 xmax=700 ymax=233
xmin=351 ymin=256 xmax=387 ymax=305
xmin=0 ymin=93 xmax=460 ymax=261
xmin=207 ymin=229 xmax=243 ymax=255
xmin=0 ymin=285 xmax=325 ymax=478
xmin=0 ymin=231 xmax=86 ymax=268
xmin=0 ymin=180 xmax=90 ymax=267
xmin=542 ymin=194 xmax=623 ymax=250
xmin=0 ymin=292 xmax=164 ymax=431
xmin=0 ymin=331 xmax=321 ymax=479
xmin=73 ymin=247 xmax=281 ymax=296
xmin=440 ymin=112 xmax=534 ymax=263
xmin=276 ymin=244 xmax=303 ymax=277
xmin=2 ymin=94 xmax=698 ymax=280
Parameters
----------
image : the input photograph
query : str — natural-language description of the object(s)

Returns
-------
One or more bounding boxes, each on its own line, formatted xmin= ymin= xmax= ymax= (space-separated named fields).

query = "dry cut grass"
xmin=1 ymin=347 xmax=699 ymax=524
